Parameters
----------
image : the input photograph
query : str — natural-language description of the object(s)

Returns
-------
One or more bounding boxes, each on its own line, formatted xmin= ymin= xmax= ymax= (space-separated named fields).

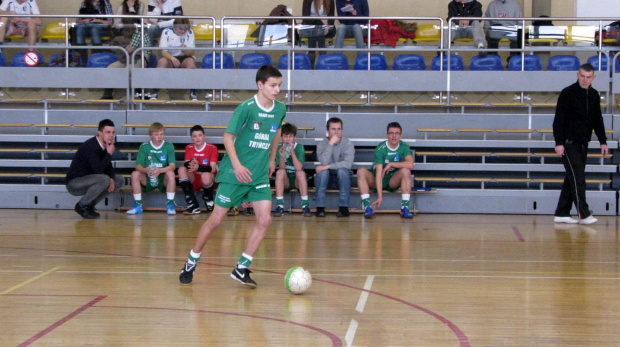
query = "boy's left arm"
xmin=269 ymin=129 xmax=282 ymax=177
xmin=290 ymin=143 xmax=304 ymax=172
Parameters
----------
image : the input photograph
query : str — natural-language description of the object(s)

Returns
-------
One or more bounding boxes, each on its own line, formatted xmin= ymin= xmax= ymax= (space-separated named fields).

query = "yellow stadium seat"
xmin=41 ymin=22 xmax=68 ymax=42
xmin=413 ymin=24 xmax=441 ymax=43
xmin=192 ymin=23 xmax=221 ymax=41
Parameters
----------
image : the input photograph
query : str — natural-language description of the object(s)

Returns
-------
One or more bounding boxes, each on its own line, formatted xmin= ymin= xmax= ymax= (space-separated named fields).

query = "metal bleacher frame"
xmin=0 ymin=14 xmax=619 ymax=215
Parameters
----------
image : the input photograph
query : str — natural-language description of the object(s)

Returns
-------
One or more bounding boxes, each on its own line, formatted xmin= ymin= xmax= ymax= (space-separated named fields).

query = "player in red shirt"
xmin=178 ymin=125 xmax=219 ymax=214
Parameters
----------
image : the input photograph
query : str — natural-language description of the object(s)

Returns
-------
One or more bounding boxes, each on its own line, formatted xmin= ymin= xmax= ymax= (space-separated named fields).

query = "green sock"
xmin=362 ymin=198 xmax=371 ymax=208
xmin=301 ymin=198 xmax=309 ymax=207
xmin=401 ymin=200 xmax=409 ymax=208
xmin=237 ymin=253 xmax=253 ymax=269
xmin=167 ymin=199 xmax=175 ymax=206
xmin=135 ymin=200 xmax=143 ymax=206
xmin=276 ymin=197 xmax=284 ymax=207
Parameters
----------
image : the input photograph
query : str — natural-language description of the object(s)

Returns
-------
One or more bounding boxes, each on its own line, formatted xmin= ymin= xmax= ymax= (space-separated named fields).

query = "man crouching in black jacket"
xmin=552 ymin=63 xmax=608 ymax=225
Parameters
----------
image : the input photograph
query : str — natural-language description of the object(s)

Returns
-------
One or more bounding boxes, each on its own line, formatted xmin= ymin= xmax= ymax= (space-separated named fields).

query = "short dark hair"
xmin=281 ymin=123 xmax=297 ymax=136
xmin=387 ymin=122 xmax=402 ymax=133
xmin=256 ymin=65 xmax=282 ymax=84
xmin=579 ymin=63 xmax=595 ymax=73
xmin=326 ymin=117 xmax=343 ymax=130
xmin=190 ymin=125 xmax=205 ymax=134
xmin=98 ymin=119 xmax=115 ymax=131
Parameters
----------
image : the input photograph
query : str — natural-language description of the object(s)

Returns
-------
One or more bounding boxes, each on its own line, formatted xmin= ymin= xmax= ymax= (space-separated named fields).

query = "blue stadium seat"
xmin=354 ymin=54 xmax=388 ymax=70
xmin=430 ymin=54 xmax=464 ymax=71
xmin=547 ymin=55 xmax=580 ymax=71
xmin=277 ymin=53 xmax=311 ymax=70
xmin=469 ymin=55 xmax=504 ymax=71
xmin=239 ymin=53 xmax=272 ymax=69
xmin=10 ymin=51 xmax=44 ymax=67
xmin=49 ymin=51 xmax=82 ymax=67
xmin=508 ymin=55 xmax=542 ymax=71
xmin=86 ymin=52 xmax=118 ymax=68
xmin=0 ymin=52 xmax=5 ymax=67
xmin=315 ymin=53 xmax=349 ymax=70
xmin=392 ymin=54 xmax=426 ymax=70
xmin=202 ymin=53 xmax=234 ymax=69
xmin=587 ymin=55 xmax=620 ymax=72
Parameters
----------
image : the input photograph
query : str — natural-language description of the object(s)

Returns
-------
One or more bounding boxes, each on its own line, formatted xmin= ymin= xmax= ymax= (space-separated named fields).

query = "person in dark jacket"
xmin=444 ymin=0 xmax=486 ymax=55
xmin=334 ymin=0 xmax=369 ymax=53
xmin=65 ymin=119 xmax=124 ymax=219
xmin=552 ymin=63 xmax=608 ymax=225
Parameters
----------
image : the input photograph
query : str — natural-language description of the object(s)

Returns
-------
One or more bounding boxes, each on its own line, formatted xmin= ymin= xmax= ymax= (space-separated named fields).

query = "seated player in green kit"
xmin=179 ymin=65 xmax=286 ymax=287
xmin=357 ymin=122 xmax=415 ymax=219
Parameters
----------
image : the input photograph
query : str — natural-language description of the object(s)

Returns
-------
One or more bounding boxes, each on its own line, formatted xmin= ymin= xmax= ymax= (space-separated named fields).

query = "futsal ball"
xmin=285 ymin=267 xmax=312 ymax=294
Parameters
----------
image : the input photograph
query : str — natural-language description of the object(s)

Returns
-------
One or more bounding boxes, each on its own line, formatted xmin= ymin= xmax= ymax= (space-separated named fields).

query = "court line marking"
xmin=512 ymin=226 xmax=525 ymax=242
xmin=0 ymin=267 xmax=60 ymax=295
xmin=356 ymin=275 xmax=374 ymax=313
xmin=345 ymin=318 xmax=358 ymax=347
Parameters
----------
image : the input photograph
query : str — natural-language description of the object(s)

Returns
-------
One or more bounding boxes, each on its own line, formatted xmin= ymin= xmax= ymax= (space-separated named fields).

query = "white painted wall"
xmin=576 ymin=0 xmax=620 ymax=24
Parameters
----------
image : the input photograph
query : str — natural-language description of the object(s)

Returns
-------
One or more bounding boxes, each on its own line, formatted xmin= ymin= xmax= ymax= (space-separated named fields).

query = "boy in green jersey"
xmin=357 ymin=122 xmax=415 ymax=219
xmin=180 ymin=65 xmax=286 ymax=287
xmin=127 ymin=122 xmax=178 ymax=215
xmin=273 ymin=123 xmax=311 ymax=217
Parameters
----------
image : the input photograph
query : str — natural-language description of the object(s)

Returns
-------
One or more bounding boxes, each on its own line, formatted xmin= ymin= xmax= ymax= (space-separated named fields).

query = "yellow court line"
xmin=0 ymin=266 xmax=60 ymax=295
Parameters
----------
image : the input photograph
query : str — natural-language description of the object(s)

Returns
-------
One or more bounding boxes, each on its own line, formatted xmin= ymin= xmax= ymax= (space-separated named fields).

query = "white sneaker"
xmin=554 ymin=216 xmax=578 ymax=224
xmin=579 ymin=215 xmax=597 ymax=225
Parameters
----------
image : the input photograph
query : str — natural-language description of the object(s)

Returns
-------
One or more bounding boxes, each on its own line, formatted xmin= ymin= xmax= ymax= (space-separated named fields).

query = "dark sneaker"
xmin=273 ymin=205 xmax=284 ymax=217
xmin=244 ymin=207 xmax=254 ymax=216
xmin=203 ymin=196 xmax=214 ymax=212
xmin=74 ymin=203 xmax=97 ymax=219
xmin=400 ymin=206 xmax=414 ymax=219
xmin=337 ymin=206 xmax=350 ymax=217
xmin=183 ymin=203 xmax=201 ymax=215
xmin=179 ymin=262 xmax=196 ymax=285
xmin=301 ymin=205 xmax=312 ymax=217
xmin=364 ymin=206 xmax=375 ymax=219
xmin=315 ymin=207 xmax=326 ymax=217
xmin=84 ymin=205 xmax=100 ymax=218
xmin=227 ymin=207 xmax=240 ymax=216
xmin=190 ymin=92 xmax=198 ymax=101
xmin=230 ymin=267 xmax=257 ymax=288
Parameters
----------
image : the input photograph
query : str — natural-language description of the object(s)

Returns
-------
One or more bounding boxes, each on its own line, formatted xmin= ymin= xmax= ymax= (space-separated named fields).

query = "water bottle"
xmin=148 ymin=161 xmax=158 ymax=187
xmin=282 ymin=143 xmax=292 ymax=160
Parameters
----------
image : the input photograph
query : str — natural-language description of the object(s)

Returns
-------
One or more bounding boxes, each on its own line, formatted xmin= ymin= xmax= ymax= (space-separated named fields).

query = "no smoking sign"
xmin=23 ymin=52 xmax=39 ymax=66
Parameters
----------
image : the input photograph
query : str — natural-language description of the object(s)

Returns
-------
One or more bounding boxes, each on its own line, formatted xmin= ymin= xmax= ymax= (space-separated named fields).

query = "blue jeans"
xmin=334 ymin=24 xmax=365 ymax=53
xmin=75 ymin=23 xmax=109 ymax=45
xmin=315 ymin=168 xmax=351 ymax=208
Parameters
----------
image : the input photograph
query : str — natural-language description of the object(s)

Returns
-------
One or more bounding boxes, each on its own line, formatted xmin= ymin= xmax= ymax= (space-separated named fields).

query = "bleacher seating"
xmin=392 ymin=54 xmax=426 ymax=70
xmin=0 ymin=52 xmax=5 ymax=67
xmin=202 ymin=53 xmax=235 ymax=69
xmin=354 ymin=54 xmax=388 ymax=70
xmin=10 ymin=51 xmax=44 ymax=67
xmin=587 ymin=54 xmax=620 ymax=72
xmin=315 ymin=53 xmax=349 ymax=70
xmin=277 ymin=53 xmax=312 ymax=70
xmin=239 ymin=52 xmax=272 ymax=69
xmin=430 ymin=54 xmax=464 ymax=71
xmin=40 ymin=22 xmax=68 ymax=43
xmin=86 ymin=52 xmax=118 ymax=68
xmin=469 ymin=55 xmax=504 ymax=71
xmin=508 ymin=54 xmax=543 ymax=71
xmin=547 ymin=55 xmax=581 ymax=71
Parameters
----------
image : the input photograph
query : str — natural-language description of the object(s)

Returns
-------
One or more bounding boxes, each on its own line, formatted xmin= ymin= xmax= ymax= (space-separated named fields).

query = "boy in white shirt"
xmin=0 ymin=0 xmax=42 ymax=49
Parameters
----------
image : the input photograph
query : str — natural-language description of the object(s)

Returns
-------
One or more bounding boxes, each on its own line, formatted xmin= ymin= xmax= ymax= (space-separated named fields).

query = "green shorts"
xmin=284 ymin=173 xmax=297 ymax=194
xmin=369 ymin=171 xmax=399 ymax=193
xmin=142 ymin=174 xmax=165 ymax=193
xmin=214 ymin=182 xmax=272 ymax=208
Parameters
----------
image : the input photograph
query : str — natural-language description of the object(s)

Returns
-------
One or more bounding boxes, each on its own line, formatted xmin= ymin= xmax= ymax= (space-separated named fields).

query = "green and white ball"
xmin=285 ymin=267 xmax=312 ymax=294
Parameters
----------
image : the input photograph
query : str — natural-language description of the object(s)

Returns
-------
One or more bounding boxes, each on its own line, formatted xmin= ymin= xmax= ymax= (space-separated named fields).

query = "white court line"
xmin=356 ymin=275 xmax=374 ymax=313
xmin=345 ymin=318 xmax=358 ymax=347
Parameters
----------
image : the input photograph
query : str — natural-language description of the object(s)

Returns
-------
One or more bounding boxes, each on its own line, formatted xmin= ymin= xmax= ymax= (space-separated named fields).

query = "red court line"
xmin=17 ymin=295 xmax=107 ymax=347
xmin=512 ymin=226 xmax=525 ymax=242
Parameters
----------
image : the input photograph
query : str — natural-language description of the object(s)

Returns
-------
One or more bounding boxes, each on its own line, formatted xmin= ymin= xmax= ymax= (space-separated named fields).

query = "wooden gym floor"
xmin=1 ymin=208 xmax=620 ymax=346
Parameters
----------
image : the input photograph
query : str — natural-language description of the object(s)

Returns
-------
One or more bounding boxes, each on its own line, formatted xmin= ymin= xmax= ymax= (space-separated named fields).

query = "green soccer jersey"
xmin=275 ymin=142 xmax=305 ymax=175
xmin=371 ymin=140 xmax=412 ymax=173
xmin=136 ymin=140 xmax=176 ymax=169
xmin=216 ymin=96 xmax=286 ymax=185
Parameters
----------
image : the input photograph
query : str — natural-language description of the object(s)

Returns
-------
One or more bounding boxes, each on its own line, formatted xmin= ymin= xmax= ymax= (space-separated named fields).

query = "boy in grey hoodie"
xmin=484 ymin=0 xmax=523 ymax=58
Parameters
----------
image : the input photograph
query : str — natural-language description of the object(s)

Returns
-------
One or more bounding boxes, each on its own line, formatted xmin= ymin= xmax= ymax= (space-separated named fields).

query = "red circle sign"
xmin=24 ymin=52 xmax=39 ymax=66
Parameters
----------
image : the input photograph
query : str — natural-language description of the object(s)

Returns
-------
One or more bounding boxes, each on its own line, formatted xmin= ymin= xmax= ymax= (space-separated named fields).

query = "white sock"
xmin=402 ymin=194 xmax=410 ymax=201
xmin=301 ymin=195 xmax=308 ymax=201
xmin=166 ymin=192 xmax=175 ymax=200
xmin=188 ymin=250 xmax=201 ymax=264
xmin=133 ymin=193 xmax=142 ymax=201
xmin=361 ymin=194 xmax=370 ymax=200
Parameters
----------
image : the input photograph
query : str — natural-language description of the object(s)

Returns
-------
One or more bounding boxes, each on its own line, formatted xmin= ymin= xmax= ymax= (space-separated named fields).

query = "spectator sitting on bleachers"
xmin=357 ymin=122 xmax=415 ymax=219
xmin=178 ymin=125 xmax=218 ymax=215
xmin=445 ymin=0 xmax=487 ymax=56
xmin=113 ymin=0 xmax=145 ymax=37
xmin=484 ymin=0 xmax=522 ymax=61
xmin=151 ymin=17 xmax=196 ymax=101
xmin=302 ymin=0 xmax=335 ymax=67
xmin=315 ymin=117 xmax=355 ymax=217
xmin=0 ymin=0 xmax=42 ymax=51
xmin=273 ymin=123 xmax=312 ymax=217
xmin=147 ymin=0 xmax=183 ymax=43
xmin=65 ymin=119 xmax=124 ymax=219
xmin=101 ymin=17 xmax=152 ymax=100
xmin=334 ymin=0 xmax=369 ymax=54
xmin=73 ymin=0 xmax=113 ymax=66
xmin=127 ymin=122 xmax=177 ymax=215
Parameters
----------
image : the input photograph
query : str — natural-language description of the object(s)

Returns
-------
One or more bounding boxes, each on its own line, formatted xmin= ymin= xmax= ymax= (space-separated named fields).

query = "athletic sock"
xmin=203 ymin=183 xmax=214 ymax=199
xmin=401 ymin=193 xmax=410 ymax=208
xmin=301 ymin=196 xmax=309 ymax=206
xmin=276 ymin=196 xmax=284 ymax=207
xmin=361 ymin=194 xmax=371 ymax=208
xmin=237 ymin=253 xmax=253 ymax=269
xmin=133 ymin=194 xmax=142 ymax=206
xmin=179 ymin=179 xmax=197 ymax=205
xmin=187 ymin=250 xmax=201 ymax=265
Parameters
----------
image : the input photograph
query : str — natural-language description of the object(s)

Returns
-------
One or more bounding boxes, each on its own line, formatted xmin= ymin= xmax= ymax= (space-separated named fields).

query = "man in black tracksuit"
xmin=552 ymin=63 xmax=608 ymax=225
